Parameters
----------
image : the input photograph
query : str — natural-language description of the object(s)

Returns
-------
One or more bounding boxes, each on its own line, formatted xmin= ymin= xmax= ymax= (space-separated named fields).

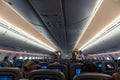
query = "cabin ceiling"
xmin=3 ymin=0 xmax=98 ymax=55
xmin=2 ymin=0 xmax=120 ymax=57
xmin=28 ymin=0 xmax=97 ymax=54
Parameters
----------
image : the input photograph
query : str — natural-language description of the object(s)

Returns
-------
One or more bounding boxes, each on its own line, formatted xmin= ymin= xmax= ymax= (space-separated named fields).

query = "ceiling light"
xmin=0 ymin=18 xmax=56 ymax=52
xmin=106 ymin=57 xmax=110 ymax=60
xmin=24 ymin=57 xmax=28 ymax=60
xmin=118 ymin=57 xmax=120 ymax=60
xmin=29 ymin=57 xmax=32 ymax=60
xmin=32 ymin=57 xmax=35 ymax=59
xmin=19 ymin=56 xmax=23 ymax=59
xmin=79 ymin=16 xmax=120 ymax=51
xmin=93 ymin=57 xmax=97 ymax=59
xmin=74 ymin=0 xmax=103 ymax=50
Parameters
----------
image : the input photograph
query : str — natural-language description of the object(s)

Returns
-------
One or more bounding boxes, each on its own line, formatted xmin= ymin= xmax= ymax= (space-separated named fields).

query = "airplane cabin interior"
xmin=0 ymin=0 xmax=120 ymax=80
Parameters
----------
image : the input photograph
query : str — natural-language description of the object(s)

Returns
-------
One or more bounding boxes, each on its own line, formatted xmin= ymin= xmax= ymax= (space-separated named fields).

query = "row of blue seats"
xmin=0 ymin=68 xmax=112 ymax=80
xmin=0 ymin=59 xmax=119 ymax=80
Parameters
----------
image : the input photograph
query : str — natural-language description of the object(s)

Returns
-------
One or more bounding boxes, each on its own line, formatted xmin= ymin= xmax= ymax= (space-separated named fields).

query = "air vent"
xmin=0 ymin=22 xmax=38 ymax=44
xmin=96 ymin=20 xmax=120 ymax=40
xmin=0 ymin=18 xmax=56 ymax=52
xmin=8 ymin=28 xmax=20 ymax=34
xmin=0 ymin=23 xmax=9 ymax=29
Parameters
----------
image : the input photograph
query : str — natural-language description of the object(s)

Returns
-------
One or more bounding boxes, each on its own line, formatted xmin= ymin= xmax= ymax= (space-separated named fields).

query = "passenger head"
xmin=3 ymin=56 xmax=11 ymax=67
xmin=32 ymin=65 xmax=41 ymax=70
xmin=33 ymin=60 xmax=39 ymax=64
xmin=3 ymin=56 xmax=9 ymax=61
xmin=82 ymin=62 xmax=98 ymax=72
xmin=23 ymin=61 xmax=37 ymax=71
xmin=23 ymin=61 xmax=41 ymax=78
xmin=13 ymin=56 xmax=16 ymax=61
xmin=79 ymin=50 xmax=82 ymax=55
xmin=80 ymin=60 xmax=83 ymax=63
xmin=112 ymin=72 xmax=120 ymax=80
xmin=53 ymin=61 xmax=59 ymax=64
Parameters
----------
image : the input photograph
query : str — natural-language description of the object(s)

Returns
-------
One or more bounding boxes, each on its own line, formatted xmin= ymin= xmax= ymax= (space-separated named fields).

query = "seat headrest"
xmin=0 ymin=67 xmax=23 ymax=79
xmin=29 ymin=69 xmax=65 ymax=80
xmin=73 ymin=73 xmax=112 ymax=80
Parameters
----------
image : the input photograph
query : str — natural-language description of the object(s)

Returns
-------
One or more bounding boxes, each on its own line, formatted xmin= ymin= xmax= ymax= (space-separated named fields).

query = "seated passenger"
xmin=22 ymin=60 xmax=40 ymax=78
xmin=53 ymin=61 xmax=60 ymax=64
xmin=112 ymin=72 xmax=120 ymax=80
xmin=82 ymin=62 xmax=98 ymax=72
xmin=2 ymin=56 xmax=11 ymax=67
xmin=75 ymin=51 xmax=85 ymax=62
xmin=13 ymin=56 xmax=16 ymax=63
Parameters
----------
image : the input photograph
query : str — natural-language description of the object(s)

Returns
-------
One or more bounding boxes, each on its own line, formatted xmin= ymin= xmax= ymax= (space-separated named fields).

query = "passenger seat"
xmin=47 ymin=63 xmax=68 ymax=79
xmin=73 ymin=73 xmax=112 ymax=80
xmin=0 ymin=67 xmax=23 ymax=80
xmin=28 ymin=69 xmax=65 ymax=80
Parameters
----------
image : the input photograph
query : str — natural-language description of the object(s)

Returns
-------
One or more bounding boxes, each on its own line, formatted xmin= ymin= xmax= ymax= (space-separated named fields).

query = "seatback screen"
xmin=52 ymin=68 xmax=62 ymax=72
xmin=0 ymin=64 xmax=4 ymax=67
xmin=76 ymin=68 xmax=81 ymax=75
xmin=92 ymin=62 xmax=96 ymax=64
xmin=106 ymin=64 xmax=115 ymax=70
xmin=0 ymin=75 xmax=13 ymax=80
xmin=97 ymin=63 xmax=102 ymax=68
xmin=15 ymin=62 xmax=22 ymax=67
xmin=41 ymin=66 xmax=47 ymax=69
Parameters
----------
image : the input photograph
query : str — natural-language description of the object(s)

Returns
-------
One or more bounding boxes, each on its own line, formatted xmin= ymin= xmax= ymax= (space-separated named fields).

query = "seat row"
xmin=0 ymin=67 xmax=112 ymax=80
xmin=0 ymin=59 xmax=119 ymax=80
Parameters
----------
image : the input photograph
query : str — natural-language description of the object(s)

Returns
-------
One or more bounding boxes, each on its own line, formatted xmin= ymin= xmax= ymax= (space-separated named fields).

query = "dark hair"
xmin=82 ymin=62 xmax=98 ymax=72
xmin=13 ymin=57 xmax=16 ymax=60
xmin=4 ymin=56 xmax=9 ymax=60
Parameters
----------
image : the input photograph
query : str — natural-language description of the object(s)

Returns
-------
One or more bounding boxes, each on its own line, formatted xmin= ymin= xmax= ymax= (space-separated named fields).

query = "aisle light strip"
xmin=0 ymin=18 xmax=56 ymax=52
xmin=79 ymin=16 xmax=120 ymax=50
xmin=74 ymin=0 xmax=103 ymax=50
